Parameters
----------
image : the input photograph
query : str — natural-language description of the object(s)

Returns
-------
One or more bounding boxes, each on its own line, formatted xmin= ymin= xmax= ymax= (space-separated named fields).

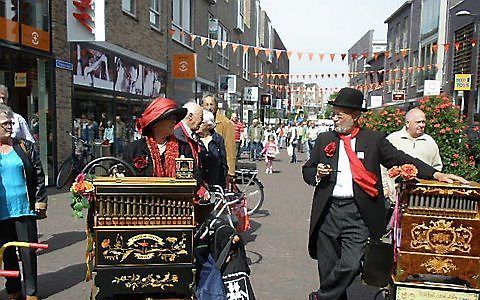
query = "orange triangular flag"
xmin=221 ymin=41 xmax=228 ymax=49
xmin=264 ymin=49 xmax=271 ymax=58
xmin=243 ymin=45 xmax=249 ymax=53
xmin=308 ymin=53 xmax=315 ymax=61
xmin=297 ymin=52 xmax=303 ymax=60
xmin=275 ymin=50 xmax=282 ymax=59
xmin=431 ymin=44 xmax=438 ymax=53
xmin=362 ymin=52 xmax=368 ymax=59
xmin=179 ymin=31 xmax=185 ymax=38
xmin=455 ymin=41 xmax=461 ymax=51
xmin=286 ymin=51 xmax=293 ymax=59
xmin=231 ymin=44 xmax=239 ymax=53
xmin=351 ymin=53 xmax=358 ymax=60
xmin=200 ymin=37 xmax=207 ymax=46
xmin=401 ymin=49 xmax=408 ymax=57
xmin=190 ymin=34 xmax=197 ymax=43
xmin=318 ymin=53 xmax=325 ymax=61
xmin=210 ymin=39 xmax=218 ymax=48
xmin=444 ymin=43 xmax=450 ymax=53
xmin=341 ymin=54 xmax=347 ymax=61
xmin=254 ymin=47 xmax=261 ymax=56
xmin=168 ymin=29 xmax=176 ymax=37
xmin=329 ymin=53 xmax=335 ymax=62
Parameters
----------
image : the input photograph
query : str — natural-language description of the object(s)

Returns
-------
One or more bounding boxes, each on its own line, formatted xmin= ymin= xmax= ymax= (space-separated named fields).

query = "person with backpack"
xmin=0 ymin=104 xmax=47 ymax=300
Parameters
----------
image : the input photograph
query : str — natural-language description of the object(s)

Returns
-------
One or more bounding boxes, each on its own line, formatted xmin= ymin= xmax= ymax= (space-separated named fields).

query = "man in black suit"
xmin=303 ymin=88 xmax=466 ymax=300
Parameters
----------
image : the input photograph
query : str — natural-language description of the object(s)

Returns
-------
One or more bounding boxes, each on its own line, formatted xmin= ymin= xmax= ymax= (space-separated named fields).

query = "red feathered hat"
xmin=136 ymin=97 xmax=187 ymax=135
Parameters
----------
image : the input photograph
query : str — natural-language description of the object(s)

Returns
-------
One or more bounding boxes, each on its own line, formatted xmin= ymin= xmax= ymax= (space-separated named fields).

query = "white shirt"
xmin=13 ymin=113 xmax=35 ymax=143
xmin=332 ymin=138 xmax=356 ymax=198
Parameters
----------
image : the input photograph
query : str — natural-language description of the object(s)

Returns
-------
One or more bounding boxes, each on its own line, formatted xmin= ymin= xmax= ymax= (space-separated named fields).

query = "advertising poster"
xmin=73 ymin=44 xmax=114 ymax=90
xmin=143 ymin=66 xmax=165 ymax=98
xmin=114 ymin=57 xmax=143 ymax=95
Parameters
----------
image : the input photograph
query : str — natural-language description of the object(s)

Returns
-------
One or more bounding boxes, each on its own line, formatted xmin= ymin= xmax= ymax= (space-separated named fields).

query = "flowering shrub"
xmin=70 ymin=173 xmax=95 ymax=218
xmin=360 ymin=95 xmax=480 ymax=181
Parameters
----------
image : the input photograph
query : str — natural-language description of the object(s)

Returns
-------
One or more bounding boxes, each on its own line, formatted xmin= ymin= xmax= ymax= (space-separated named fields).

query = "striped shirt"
xmin=233 ymin=121 xmax=244 ymax=142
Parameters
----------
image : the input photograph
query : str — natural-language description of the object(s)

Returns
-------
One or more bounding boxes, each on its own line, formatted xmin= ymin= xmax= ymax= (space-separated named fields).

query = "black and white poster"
xmin=73 ymin=44 xmax=114 ymax=89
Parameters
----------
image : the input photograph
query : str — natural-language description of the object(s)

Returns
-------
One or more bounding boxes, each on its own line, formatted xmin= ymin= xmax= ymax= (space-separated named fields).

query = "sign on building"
xmin=172 ymin=53 xmax=197 ymax=80
xmin=392 ymin=90 xmax=405 ymax=102
xmin=67 ymin=0 xmax=105 ymax=41
xmin=423 ymin=80 xmax=441 ymax=96
xmin=454 ymin=74 xmax=472 ymax=91
xmin=370 ymin=95 xmax=383 ymax=108
xmin=14 ymin=72 xmax=27 ymax=87
xmin=219 ymin=75 xmax=236 ymax=93
xmin=244 ymin=87 xmax=258 ymax=102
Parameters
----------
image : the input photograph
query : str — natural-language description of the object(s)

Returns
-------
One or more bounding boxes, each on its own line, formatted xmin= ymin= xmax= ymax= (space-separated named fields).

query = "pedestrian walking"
xmin=248 ymin=119 xmax=264 ymax=161
xmin=306 ymin=121 xmax=319 ymax=160
xmin=276 ymin=124 xmax=286 ymax=149
xmin=231 ymin=112 xmax=245 ymax=161
xmin=114 ymin=115 xmax=126 ymax=156
xmin=303 ymin=87 xmax=467 ymax=300
xmin=0 ymin=85 xmax=35 ymax=143
xmin=261 ymin=134 xmax=279 ymax=174
xmin=287 ymin=122 xmax=298 ymax=163
xmin=0 ymin=104 xmax=47 ymax=300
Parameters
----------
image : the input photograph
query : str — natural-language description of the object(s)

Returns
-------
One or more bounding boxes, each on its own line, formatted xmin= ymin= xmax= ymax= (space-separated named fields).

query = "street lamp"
xmin=455 ymin=9 xmax=479 ymax=126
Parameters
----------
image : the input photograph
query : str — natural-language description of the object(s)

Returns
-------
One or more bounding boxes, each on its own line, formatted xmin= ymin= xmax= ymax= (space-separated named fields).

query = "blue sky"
xmin=260 ymin=0 xmax=407 ymax=91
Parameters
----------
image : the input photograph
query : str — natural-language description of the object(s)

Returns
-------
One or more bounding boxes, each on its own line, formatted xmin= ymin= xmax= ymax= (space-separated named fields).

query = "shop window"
xmin=150 ymin=0 xmax=160 ymax=29
xmin=122 ymin=0 xmax=136 ymax=17
xmin=20 ymin=0 xmax=49 ymax=31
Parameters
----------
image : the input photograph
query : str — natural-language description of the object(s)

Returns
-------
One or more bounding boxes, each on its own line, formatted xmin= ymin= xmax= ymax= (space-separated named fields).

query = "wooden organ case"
xmin=395 ymin=179 xmax=480 ymax=290
xmin=91 ymin=177 xmax=197 ymax=299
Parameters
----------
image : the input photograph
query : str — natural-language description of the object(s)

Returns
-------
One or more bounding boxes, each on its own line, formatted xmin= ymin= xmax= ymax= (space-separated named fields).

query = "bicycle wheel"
xmin=236 ymin=178 xmax=264 ymax=215
xmin=56 ymin=158 xmax=75 ymax=189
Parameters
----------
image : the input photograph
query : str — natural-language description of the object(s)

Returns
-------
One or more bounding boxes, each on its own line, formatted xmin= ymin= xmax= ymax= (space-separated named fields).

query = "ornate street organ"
xmin=395 ymin=179 xmax=480 ymax=290
xmin=91 ymin=176 xmax=197 ymax=300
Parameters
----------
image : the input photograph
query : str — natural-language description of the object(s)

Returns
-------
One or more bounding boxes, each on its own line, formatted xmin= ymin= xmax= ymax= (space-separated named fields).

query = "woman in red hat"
xmin=123 ymin=97 xmax=192 ymax=177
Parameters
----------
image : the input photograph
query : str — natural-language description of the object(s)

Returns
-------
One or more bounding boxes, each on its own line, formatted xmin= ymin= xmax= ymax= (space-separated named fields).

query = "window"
xmin=255 ymin=1 xmax=261 ymax=46
xmin=217 ymin=23 xmax=229 ymax=68
xmin=411 ymin=52 xmax=417 ymax=86
xmin=172 ymin=0 xmax=193 ymax=47
xmin=236 ymin=0 xmax=244 ymax=32
xmin=403 ymin=17 xmax=409 ymax=48
xmin=244 ymin=0 xmax=251 ymax=28
xmin=243 ymin=49 xmax=250 ymax=80
xmin=257 ymin=59 xmax=264 ymax=87
xmin=150 ymin=0 xmax=160 ymax=29
xmin=420 ymin=0 xmax=440 ymax=39
xmin=122 ymin=0 xmax=136 ymax=16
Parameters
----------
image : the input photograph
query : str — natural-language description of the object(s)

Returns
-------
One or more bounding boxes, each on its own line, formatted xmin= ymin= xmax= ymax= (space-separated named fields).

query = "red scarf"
xmin=146 ymin=136 xmax=179 ymax=177
xmin=338 ymin=127 xmax=378 ymax=198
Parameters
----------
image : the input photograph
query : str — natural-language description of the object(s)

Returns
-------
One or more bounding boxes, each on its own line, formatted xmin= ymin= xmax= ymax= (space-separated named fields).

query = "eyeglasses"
xmin=0 ymin=121 xmax=14 ymax=129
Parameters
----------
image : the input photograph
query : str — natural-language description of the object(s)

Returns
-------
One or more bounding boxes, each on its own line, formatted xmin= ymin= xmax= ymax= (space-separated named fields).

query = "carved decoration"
xmin=410 ymin=219 xmax=472 ymax=254
xmin=111 ymin=272 xmax=179 ymax=291
xmin=101 ymin=233 xmax=189 ymax=262
xmin=410 ymin=186 xmax=480 ymax=199
xmin=421 ymin=257 xmax=457 ymax=274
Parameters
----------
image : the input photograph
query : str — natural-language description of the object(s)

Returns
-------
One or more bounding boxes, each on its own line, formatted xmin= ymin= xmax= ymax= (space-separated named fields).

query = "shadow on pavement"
xmin=249 ymin=209 xmax=270 ymax=218
xmin=46 ymin=186 xmax=70 ymax=196
xmin=241 ymin=219 xmax=261 ymax=244
xmin=38 ymin=231 xmax=86 ymax=256
xmin=38 ymin=263 xmax=87 ymax=298
xmin=246 ymin=250 xmax=263 ymax=266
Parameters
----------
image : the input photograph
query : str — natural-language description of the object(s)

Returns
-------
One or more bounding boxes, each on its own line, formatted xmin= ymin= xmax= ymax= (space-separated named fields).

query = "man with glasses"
xmin=303 ymin=87 xmax=466 ymax=300
xmin=0 ymin=85 xmax=35 ymax=143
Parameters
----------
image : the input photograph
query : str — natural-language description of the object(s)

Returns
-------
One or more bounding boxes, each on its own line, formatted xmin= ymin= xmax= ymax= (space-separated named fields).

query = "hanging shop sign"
xmin=454 ymin=74 xmax=472 ymax=91
xmin=172 ymin=53 xmax=197 ymax=80
xmin=244 ymin=87 xmax=258 ymax=103
xmin=0 ymin=17 xmax=19 ymax=43
xmin=218 ymin=75 xmax=236 ymax=93
xmin=67 ymin=0 xmax=105 ymax=41
xmin=392 ymin=90 xmax=405 ymax=102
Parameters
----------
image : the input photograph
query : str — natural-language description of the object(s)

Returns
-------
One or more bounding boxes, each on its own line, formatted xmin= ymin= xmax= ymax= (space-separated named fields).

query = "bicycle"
xmin=56 ymin=131 xmax=96 ymax=189
xmin=233 ymin=162 xmax=264 ymax=215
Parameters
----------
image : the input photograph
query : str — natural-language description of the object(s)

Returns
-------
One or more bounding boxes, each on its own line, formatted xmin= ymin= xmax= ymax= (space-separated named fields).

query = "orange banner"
xmin=172 ymin=53 xmax=197 ymax=80
xmin=0 ymin=17 xmax=19 ymax=43
xmin=21 ymin=25 xmax=50 ymax=52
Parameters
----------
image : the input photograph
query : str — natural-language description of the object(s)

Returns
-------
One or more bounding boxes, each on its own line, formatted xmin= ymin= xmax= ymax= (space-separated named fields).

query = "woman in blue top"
xmin=197 ymin=110 xmax=228 ymax=189
xmin=0 ymin=104 xmax=47 ymax=300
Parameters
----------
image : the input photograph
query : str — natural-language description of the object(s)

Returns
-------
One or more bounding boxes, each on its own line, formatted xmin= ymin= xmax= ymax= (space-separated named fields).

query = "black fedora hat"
xmin=329 ymin=87 xmax=367 ymax=112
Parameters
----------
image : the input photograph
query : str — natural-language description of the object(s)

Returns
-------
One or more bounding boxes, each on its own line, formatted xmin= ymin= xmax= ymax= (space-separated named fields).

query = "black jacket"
xmin=302 ymin=129 xmax=437 ymax=259
xmin=199 ymin=132 xmax=228 ymax=188
xmin=12 ymin=139 xmax=47 ymax=210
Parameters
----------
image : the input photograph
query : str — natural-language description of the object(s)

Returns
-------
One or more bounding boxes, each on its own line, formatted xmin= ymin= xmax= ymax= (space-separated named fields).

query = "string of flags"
xmin=168 ymin=28 xmax=479 ymax=62
xmin=251 ymin=64 xmax=438 ymax=79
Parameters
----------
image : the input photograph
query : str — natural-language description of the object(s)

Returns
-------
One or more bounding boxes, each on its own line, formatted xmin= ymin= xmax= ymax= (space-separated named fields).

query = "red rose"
xmin=400 ymin=164 xmax=418 ymax=181
xmin=133 ymin=156 xmax=148 ymax=171
xmin=324 ymin=142 xmax=337 ymax=157
xmin=387 ymin=166 xmax=402 ymax=179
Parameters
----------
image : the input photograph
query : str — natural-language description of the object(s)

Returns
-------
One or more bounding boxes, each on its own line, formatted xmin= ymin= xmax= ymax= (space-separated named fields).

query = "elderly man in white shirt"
xmin=382 ymin=108 xmax=442 ymax=201
xmin=0 ymin=85 xmax=35 ymax=143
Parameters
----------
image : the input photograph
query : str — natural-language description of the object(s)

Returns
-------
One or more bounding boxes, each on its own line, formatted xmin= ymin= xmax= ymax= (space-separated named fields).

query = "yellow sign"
xmin=454 ymin=74 xmax=471 ymax=91
xmin=14 ymin=72 xmax=27 ymax=87
xmin=172 ymin=53 xmax=197 ymax=80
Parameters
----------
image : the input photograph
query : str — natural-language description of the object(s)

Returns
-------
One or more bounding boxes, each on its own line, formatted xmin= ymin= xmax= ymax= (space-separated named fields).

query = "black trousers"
xmin=0 ymin=216 xmax=38 ymax=296
xmin=315 ymin=198 xmax=369 ymax=300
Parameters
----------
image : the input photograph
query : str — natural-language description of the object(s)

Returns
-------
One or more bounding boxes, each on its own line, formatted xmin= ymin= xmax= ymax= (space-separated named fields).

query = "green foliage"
xmin=360 ymin=95 xmax=480 ymax=181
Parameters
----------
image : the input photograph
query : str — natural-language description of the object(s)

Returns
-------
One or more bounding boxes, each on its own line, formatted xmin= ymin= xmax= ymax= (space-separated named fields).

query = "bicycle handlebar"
xmin=0 ymin=270 xmax=20 ymax=277
xmin=66 ymin=131 xmax=88 ymax=146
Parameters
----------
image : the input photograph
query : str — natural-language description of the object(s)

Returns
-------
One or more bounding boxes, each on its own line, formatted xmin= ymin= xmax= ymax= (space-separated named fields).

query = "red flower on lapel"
xmin=324 ymin=142 xmax=337 ymax=157
xmin=133 ymin=155 xmax=149 ymax=171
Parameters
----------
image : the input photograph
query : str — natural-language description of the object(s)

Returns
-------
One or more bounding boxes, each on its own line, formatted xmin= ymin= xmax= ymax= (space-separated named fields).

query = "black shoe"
xmin=308 ymin=291 xmax=319 ymax=300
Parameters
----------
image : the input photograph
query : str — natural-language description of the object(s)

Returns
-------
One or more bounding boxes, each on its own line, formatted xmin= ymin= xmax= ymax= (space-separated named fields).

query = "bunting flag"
xmin=330 ymin=53 xmax=335 ymax=62
xmin=373 ymin=52 xmax=380 ymax=61
xmin=231 ymin=43 xmax=239 ymax=53
xmin=471 ymin=39 xmax=477 ymax=47
xmin=168 ymin=29 xmax=176 ymax=37
xmin=179 ymin=31 xmax=185 ymax=38
xmin=455 ymin=41 xmax=461 ymax=51
xmin=264 ymin=49 xmax=271 ymax=57
xmin=221 ymin=41 xmax=228 ymax=49
xmin=341 ymin=53 xmax=347 ymax=61
xmin=190 ymin=34 xmax=197 ymax=43
xmin=401 ymin=49 xmax=408 ymax=57
xmin=362 ymin=52 xmax=368 ymax=59
xmin=243 ymin=45 xmax=250 ymax=53
xmin=431 ymin=44 xmax=438 ymax=54
xmin=286 ymin=51 xmax=293 ymax=59
xmin=210 ymin=39 xmax=218 ymax=48
xmin=254 ymin=47 xmax=261 ymax=56
xmin=308 ymin=53 xmax=315 ymax=61
xmin=351 ymin=53 xmax=358 ymax=60
xmin=200 ymin=36 xmax=207 ymax=46
xmin=276 ymin=50 xmax=282 ymax=59
xmin=385 ymin=51 xmax=391 ymax=59
xmin=444 ymin=43 xmax=451 ymax=53
xmin=318 ymin=53 xmax=324 ymax=61
xmin=297 ymin=52 xmax=303 ymax=60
